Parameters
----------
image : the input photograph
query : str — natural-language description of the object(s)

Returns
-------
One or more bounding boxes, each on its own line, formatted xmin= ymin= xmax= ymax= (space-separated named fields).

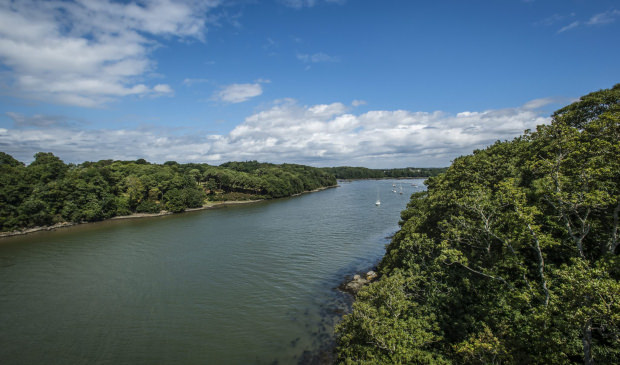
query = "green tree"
xmin=336 ymin=84 xmax=620 ymax=364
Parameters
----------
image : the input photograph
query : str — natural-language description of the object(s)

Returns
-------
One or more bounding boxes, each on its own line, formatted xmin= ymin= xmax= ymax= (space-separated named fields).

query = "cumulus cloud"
xmin=0 ymin=127 xmax=213 ymax=164
xmin=214 ymin=83 xmax=263 ymax=103
xmin=0 ymin=0 xmax=219 ymax=107
xmin=217 ymin=101 xmax=549 ymax=167
xmin=1 ymin=99 xmax=552 ymax=167
xmin=153 ymin=84 xmax=174 ymax=94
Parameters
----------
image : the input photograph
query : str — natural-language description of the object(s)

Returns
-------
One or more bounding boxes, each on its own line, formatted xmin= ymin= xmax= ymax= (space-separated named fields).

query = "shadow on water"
xmin=292 ymin=251 xmax=388 ymax=364
xmin=294 ymin=263 xmax=382 ymax=365
xmin=268 ymin=202 xmax=401 ymax=365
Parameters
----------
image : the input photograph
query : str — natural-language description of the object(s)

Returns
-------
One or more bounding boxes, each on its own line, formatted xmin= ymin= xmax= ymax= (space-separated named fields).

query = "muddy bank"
xmin=0 ymin=200 xmax=268 ymax=239
xmin=110 ymin=199 xmax=264 ymax=220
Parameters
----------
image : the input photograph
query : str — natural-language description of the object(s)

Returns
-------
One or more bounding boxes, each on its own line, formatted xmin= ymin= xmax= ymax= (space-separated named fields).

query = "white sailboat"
xmin=375 ymin=189 xmax=381 ymax=206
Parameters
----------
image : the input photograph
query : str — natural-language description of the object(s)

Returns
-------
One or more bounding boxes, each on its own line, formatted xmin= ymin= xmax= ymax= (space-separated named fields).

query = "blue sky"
xmin=0 ymin=0 xmax=618 ymax=168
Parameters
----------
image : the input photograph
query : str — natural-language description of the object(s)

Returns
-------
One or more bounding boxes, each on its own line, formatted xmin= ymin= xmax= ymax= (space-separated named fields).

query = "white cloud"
xmin=557 ymin=9 xmax=619 ymax=33
xmin=0 ymin=126 xmax=213 ymax=164
xmin=522 ymin=97 xmax=556 ymax=110
xmin=587 ymin=9 xmax=620 ymax=25
xmin=183 ymin=78 xmax=210 ymax=86
xmin=535 ymin=13 xmax=575 ymax=27
xmin=297 ymin=52 xmax=340 ymax=63
xmin=280 ymin=0 xmax=346 ymax=8
xmin=214 ymin=83 xmax=263 ymax=103
xmin=0 ymin=0 xmax=219 ymax=107
xmin=352 ymin=100 xmax=367 ymax=107
xmin=558 ymin=21 xmax=580 ymax=33
xmin=279 ymin=0 xmax=316 ymax=9
xmin=153 ymin=84 xmax=173 ymax=94
xmin=1 ymin=99 xmax=552 ymax=168
xmin=5 ymin=112 xmax=74 ymax=128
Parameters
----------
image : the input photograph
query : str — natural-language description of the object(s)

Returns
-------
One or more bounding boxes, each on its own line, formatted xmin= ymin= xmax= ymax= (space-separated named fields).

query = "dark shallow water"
xmin=0 ymin=179 xmax=425 ymax=364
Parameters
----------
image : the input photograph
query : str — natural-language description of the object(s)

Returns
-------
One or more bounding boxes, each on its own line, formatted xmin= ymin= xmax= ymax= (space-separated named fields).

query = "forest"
xmin=0 ymin=149 xmax=448 ymax=233
xmin=0 ymin=157 xmax=336 ymax=232
xmin=336 ymin=85 xmax=620 ymax=364
xmin=320 ymin=166 xmax=447 ymax=179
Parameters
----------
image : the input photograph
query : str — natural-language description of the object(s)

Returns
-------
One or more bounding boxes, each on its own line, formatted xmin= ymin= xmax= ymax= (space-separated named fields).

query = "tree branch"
xmin=605 ymin=201 xmax=620 ymax=254
xmin=526 ymin=222 xmax=550 ymax=307
xmin=447 ymin=261 xmax=512 ymax=288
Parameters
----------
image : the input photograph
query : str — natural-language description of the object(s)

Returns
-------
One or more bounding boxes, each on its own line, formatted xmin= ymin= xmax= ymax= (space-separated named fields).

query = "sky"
xmin=0 ymin=0 xmax=618 ymax=168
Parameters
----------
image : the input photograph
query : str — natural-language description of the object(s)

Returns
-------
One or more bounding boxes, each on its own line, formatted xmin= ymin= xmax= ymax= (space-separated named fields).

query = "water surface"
xmin=0 ymin=179 xmax=425 ymax=364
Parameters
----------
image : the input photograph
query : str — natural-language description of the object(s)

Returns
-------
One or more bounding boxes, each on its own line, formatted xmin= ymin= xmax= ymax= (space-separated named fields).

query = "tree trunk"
xmin=605 ymin=201 xmax=620 ymax=255
xmin=582 ymin=319 xmax=594 ymax=365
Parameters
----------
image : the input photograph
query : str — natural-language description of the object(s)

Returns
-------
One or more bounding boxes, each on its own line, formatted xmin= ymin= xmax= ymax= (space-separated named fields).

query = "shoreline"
xmin=110 ymin=199 xmax=264 ymax=221
xmin=336 ymin=177 xmax=431 ymax=182
xmin=0 ymin=185 xmax=337 ymax=239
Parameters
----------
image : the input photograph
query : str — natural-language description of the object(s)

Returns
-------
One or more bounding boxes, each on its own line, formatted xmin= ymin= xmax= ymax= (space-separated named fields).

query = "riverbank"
xmin=337 ymin=177 xmax=430 ymax=182
xmin=110 ymin=199 xmax=264 ymax=221
xmin=0 ymin=200 xmax=260 ymax=239
xmin=0 ymin=185 xmax=337 ymax=239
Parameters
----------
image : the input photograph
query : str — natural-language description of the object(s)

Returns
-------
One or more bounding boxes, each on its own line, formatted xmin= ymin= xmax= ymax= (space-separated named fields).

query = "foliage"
xmin=0 ymin=157 xmax=336 ymax=231
xmin=321 ymin=166 xmax=447 ymax=180
xmin=336 ymin=84 xmax=620 ymax=364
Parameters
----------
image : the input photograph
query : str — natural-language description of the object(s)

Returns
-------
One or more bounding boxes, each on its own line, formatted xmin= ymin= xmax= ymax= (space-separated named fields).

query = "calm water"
xmin=0 ymin=179 xmax=425 ymax=365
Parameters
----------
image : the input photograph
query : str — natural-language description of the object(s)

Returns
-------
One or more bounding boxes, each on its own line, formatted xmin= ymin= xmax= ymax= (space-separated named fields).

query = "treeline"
xmin=320 ymin=166 xmax=447 ymax=179
xmin=0 ymin=156 xmax=336 ymax=232
xmin=336 ymin=85 xmax=620 ymax=363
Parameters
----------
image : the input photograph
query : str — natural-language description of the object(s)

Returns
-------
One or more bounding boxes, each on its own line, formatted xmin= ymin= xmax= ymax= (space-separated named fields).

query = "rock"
xmin=340 ymin=275 xmax=370 ymax=295
xmin=344 ymin=278 xmax=368 ymax=294
xmin=366 ymin=271 xmax=377 ymax=281
xmin=339 ymin=269 xmax=380 ymax=295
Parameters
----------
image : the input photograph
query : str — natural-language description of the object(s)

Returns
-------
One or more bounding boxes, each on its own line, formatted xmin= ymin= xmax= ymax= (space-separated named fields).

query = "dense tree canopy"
xmin=0 ymin=151 xmax=446 ymax=233
xmin=336 ymin=84 xmax=620 ymax=364
xmin=0 ymin=157 xmax=336 ymax=232
xmin=321 ymin=166 xmax=447 ymax=180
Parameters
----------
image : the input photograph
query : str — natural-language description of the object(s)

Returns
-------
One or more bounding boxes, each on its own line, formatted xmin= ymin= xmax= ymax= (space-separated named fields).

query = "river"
xmin=0 ymin=179 xmax=425 ymax=364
